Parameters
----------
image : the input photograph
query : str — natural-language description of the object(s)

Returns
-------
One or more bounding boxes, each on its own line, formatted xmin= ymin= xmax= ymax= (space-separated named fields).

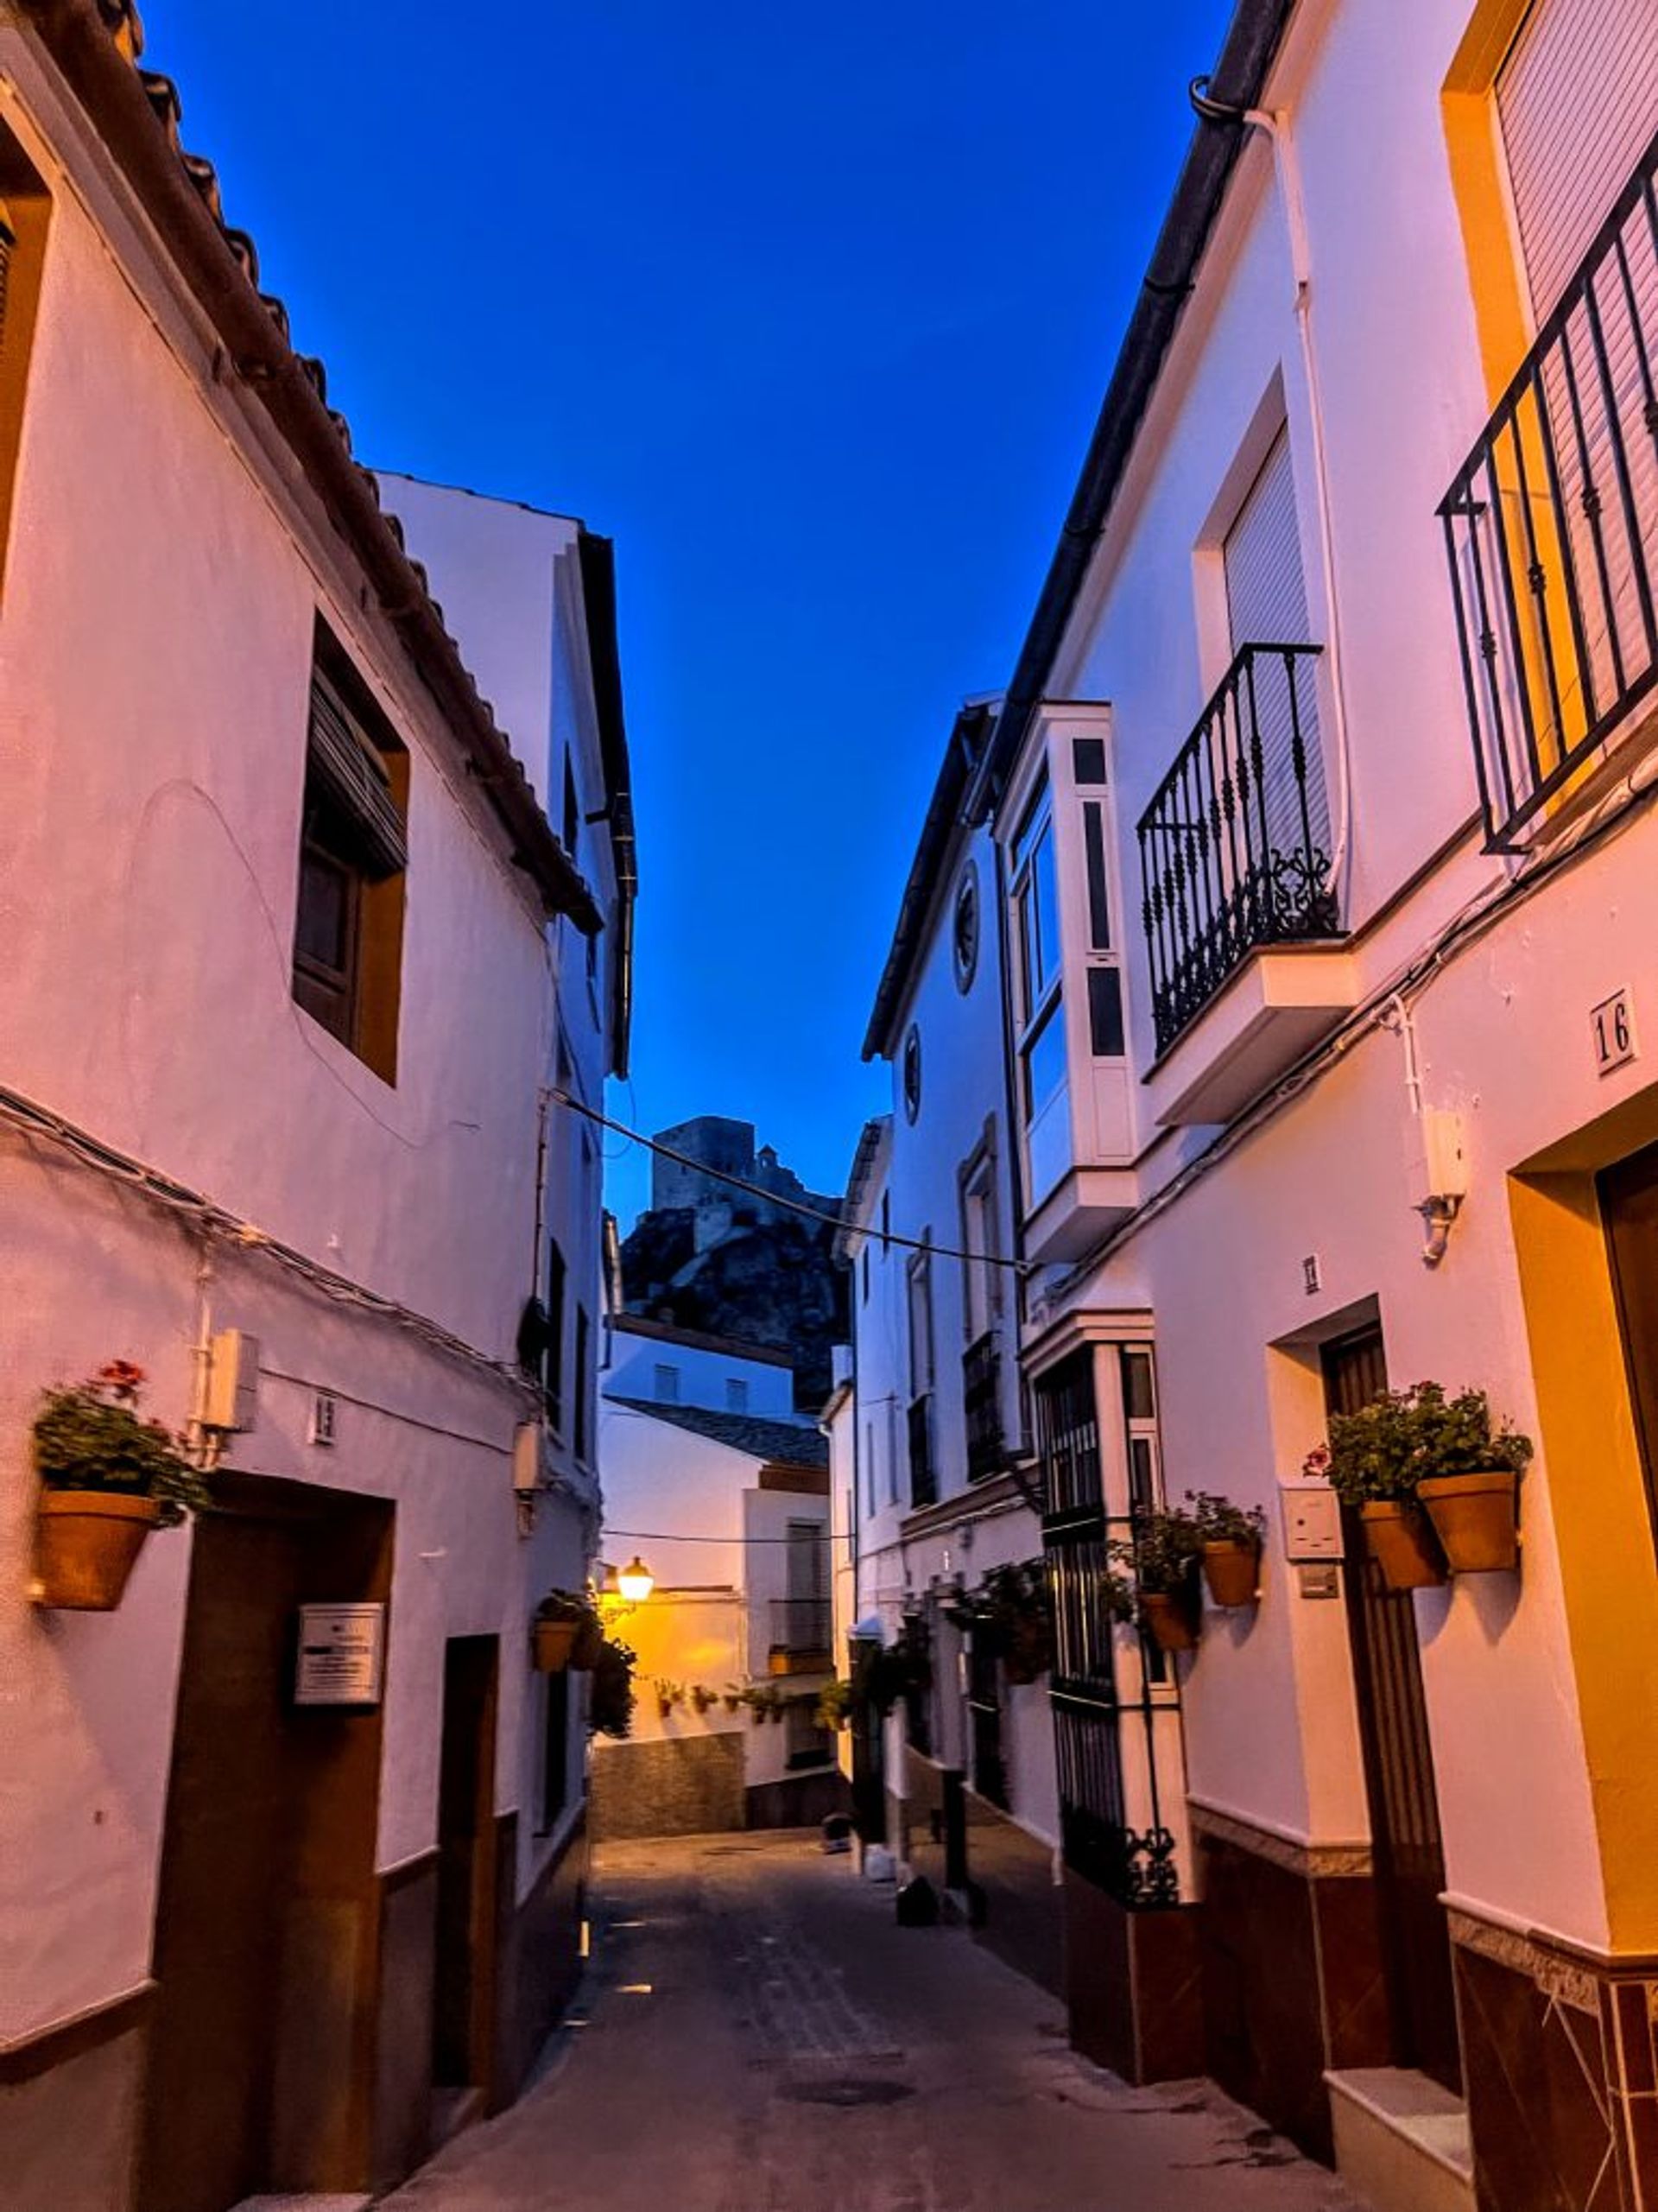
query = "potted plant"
xmin=32 ymin=1361 xmax=208 ymax=1610
xmin=1123 ymin=1506 xmax=1204 ymax=1651
xmin=1313 ymin=1383 xmax=1449 ymax=1590
xmin=531 ymin=1588 xmax=601 ymax=1673
xmin=977 ymin=1560 xmax=1055 ymax=1684
xmin=690 ymin=1683 xmax=718 ymax=1716
xmin=815 ymin=1678 xmax=853 ymax=1731
xmin=652 ymin=1677 xmax=685 ymax=1721
xmin=722 ymin=1683 xmax=744 ymax=1714
xmin=588 ymin=1634 xmax=636 ymax=1738
xmin=1408 ymin=1385 xmax=1531 ymax=1572
xmin=1188 ymin=1491 xmax=1267 ymax=1608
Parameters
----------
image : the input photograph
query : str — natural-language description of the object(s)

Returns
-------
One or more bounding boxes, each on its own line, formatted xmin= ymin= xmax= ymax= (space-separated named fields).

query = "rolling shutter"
xmin=1225 ymin=428 xmax=1312 ymax=652
xmin=1497 ymin=0 xmax=1658 ymax=319
xmin=1224 ymin=431 xmax=1328 ymax=863
xmin=307 ymin=670 xmax=407 ymax=878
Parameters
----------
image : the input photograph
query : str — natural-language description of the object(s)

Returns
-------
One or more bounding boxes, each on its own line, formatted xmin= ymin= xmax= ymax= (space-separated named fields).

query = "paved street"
xmin=384 ymin=1831 xmax=1359 ymax=2212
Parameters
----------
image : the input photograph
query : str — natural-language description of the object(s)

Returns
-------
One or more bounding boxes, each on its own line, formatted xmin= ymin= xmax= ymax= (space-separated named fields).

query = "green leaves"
xmin=32 ymin=1381 xmax=207 ymax=1526
xmin=1321 ymin=1382 xmax=1533 ymax=1505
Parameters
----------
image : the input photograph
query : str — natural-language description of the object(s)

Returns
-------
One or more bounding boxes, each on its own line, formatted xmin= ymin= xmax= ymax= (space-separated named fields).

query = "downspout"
xmin=1190 ymin=79 xmax=1357 ymax=906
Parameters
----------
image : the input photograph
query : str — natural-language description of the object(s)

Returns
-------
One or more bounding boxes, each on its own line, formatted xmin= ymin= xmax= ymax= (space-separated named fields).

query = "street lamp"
xmin=617 ymin=1555 xmax=655 ymax=1604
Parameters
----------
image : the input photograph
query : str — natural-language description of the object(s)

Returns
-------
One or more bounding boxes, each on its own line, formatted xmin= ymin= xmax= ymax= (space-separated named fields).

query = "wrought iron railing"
xmin=908 ymin=1393 xmax=936 ymax=1508
xmin=963 ymin=1331 xmax=1003 ymax=1481
xmin=769 ymin=1598 xmax=832 ymax=1656
xmin=1136 ymin=643 xmax=1337 ymax=1055
xmin=1440 ymin=129 xmax=1658 ymax=850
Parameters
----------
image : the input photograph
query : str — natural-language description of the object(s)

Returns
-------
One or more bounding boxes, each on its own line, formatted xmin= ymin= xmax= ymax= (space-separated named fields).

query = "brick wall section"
xmin=589 ymin=1734 xmax=746 ymax=1841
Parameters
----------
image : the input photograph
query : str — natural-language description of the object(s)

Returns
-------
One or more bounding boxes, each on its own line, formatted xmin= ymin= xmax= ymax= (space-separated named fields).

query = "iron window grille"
xmin=1440 ymin=126 xmax=1658 ymax=850
xmin=1136 ymin=643 xmax=1337 ymax=1055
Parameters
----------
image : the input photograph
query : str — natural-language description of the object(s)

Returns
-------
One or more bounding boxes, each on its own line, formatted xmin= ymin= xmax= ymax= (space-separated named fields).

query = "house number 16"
xmin=1592 ymin=988 xmax=1637 ymax=1076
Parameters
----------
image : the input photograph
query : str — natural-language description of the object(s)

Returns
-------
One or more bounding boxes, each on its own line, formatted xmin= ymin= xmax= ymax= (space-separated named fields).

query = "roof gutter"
xmin=577 ymin=529 xmax=638 ymax=1079
xmin=964 ymin=0 xmax=1299 ymax=826
xmin=20 ymin=0 xmax=601 ymax=932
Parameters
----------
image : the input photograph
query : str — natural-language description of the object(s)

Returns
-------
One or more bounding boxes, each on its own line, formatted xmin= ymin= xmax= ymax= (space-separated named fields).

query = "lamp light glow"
xmin=617 ymin=1555 xmax=655 ymax=1604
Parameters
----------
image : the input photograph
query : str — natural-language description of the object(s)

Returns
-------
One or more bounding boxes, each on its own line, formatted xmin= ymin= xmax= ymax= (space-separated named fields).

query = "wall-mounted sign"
xmin=294 ymin=1603 xmax=385 ymax=1707
xmin=1280 ymin=1482 xmax=1344 ymax=1562
xmin=1592 ymin=988 xmax=1636 ymax=1077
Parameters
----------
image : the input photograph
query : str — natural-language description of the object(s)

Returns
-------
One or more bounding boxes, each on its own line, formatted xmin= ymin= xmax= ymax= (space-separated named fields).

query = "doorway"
xmin=138 ymin=1475 xmax=390 ymax=2212
xmin=1322 ymin=1327 xmax=1461 ymax=2092
xmin=432 ymin=1636 xmax=499 ymax=2111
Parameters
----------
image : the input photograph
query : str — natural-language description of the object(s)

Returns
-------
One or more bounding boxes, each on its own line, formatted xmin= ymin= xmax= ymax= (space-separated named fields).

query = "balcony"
xmin=963 ymin=1331 xmax=1004 ymax=1481
xmin=1440 ymin=129 xmax=1658 ymax=850
xmin=1136 ymin=645 xmax=1353 ymax=1124
xmin=908 ymin=1393 xmax=936 ymax=1509
xmin=767 ymin=1598 xmax=832 ymax=1675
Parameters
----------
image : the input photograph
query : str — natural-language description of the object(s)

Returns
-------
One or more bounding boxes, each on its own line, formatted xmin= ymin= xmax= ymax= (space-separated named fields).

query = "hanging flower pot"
xmin=1361 ymin=1500 xmax=1447 ymax=1590
xmin=34 ymin=1491 xmax=162 ymax=1611
xmin=1418 ymin=1470 xmax=1520 ymax=1573
xmin=1139 ymin=1587 xmax=1200 ymax=1652
xmin=532 ymin=1619 xmax=579 ymax=1672
xmin=1200 ymin=1540 xmax=1262 ymax=1608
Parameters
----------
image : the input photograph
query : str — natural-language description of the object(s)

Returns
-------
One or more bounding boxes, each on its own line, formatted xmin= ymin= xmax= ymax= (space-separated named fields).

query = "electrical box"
xmin=204 ymin=1328 xmax=259 ymax=1432
xmin=1405 ymin=1109 xmax=1467 ymax=1203
xmin=1280 ymin=1480 xmax=1344 ymax=1562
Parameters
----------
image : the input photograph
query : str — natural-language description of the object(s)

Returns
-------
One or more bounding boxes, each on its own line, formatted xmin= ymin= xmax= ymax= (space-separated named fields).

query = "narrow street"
xmin=384 ymin=1833 xmax=1359 ymax=2212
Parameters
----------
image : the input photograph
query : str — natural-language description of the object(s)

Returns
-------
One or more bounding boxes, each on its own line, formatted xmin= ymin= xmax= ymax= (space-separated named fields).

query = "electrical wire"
xmin=547 ymin=1088 xmax=1033 ymax=1274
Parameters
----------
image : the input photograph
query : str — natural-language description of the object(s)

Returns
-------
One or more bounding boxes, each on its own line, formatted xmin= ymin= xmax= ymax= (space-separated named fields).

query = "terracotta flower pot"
xmin=1202 ymin=1540 xmax=1261 ymax=1608
xmin=569 ymin=1615 xmax=604 ymax=1671
xmin=532 ymin=1619 xmax=579 ymax=1672
xmin=1139 ymin=1588 xmax=1199 ymax=1652
xmin=1361 ymin=1499 xmax=1447 ymax=1590
xmin=34 ymin=1491 xmax=161 ymax=1610
xmin=1418 ymin=1469 xmax=1520 ymax=1573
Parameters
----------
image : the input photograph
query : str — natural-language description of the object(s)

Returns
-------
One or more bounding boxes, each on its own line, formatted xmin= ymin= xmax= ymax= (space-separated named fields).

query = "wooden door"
xmin=432 ymin=1636 xmax=498 ymax=2094
xmin=1324 ymin=1328 xmax=1462 ymax=2092
xmin=1601 ymin=1143 xmax=1658 ymax=1542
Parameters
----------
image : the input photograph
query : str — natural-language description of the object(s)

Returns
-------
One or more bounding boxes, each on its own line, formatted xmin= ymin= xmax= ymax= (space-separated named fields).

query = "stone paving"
xmin=382 ymin=1830 xmax=1361 ymax=2212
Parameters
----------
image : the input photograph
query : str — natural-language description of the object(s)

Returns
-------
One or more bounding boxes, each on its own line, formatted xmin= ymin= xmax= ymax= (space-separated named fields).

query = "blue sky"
xmin=150 ymin=0 xmax=1234 ymax=1224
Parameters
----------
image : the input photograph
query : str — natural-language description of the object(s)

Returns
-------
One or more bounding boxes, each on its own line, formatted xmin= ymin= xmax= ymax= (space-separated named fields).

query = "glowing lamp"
xmin=617 ymin=1555 xmax=655 ymax=1604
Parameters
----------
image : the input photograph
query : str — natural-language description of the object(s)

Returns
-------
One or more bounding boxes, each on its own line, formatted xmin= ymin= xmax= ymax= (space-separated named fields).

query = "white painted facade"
xmin=0 ymin=10 xmax=630 ymax=2192
xmin=602 ymin=1315 xmax=801 ymax=1422
xmin=594 ymin=1389 xmax=835 ymax=1807
xmin=850 ymin=765 xmax=1060 ymax=1854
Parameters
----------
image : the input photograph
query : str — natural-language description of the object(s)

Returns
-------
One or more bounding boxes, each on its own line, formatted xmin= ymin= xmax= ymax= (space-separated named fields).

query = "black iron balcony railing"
xmin=963 ymin=1330 xmax=1003 ymax=1480
xmin=769 ymin=1598 xmax=832 ymax=1661
xmin=1136 ymin=643 xmax=1338 ymax=1055
xmin=1440 ymin=128 xmax=1658 ymax=850
xmin=908 ymin=1392 xmax=936 ymax=1509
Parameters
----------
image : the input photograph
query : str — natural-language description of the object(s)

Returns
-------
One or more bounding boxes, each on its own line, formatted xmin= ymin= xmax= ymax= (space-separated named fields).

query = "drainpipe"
xmin=1189 ymin=80 xmax=1357 ymax=908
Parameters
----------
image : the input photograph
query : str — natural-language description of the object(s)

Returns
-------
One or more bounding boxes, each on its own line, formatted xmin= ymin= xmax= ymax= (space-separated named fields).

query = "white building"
xmin=842 ymin=699 xmax=1062 ymax=1990
xmin=1 ymin=9 xmax=632 ymax=2206
xmin=594 ymin=1328 xmax=843 ymax=1835
xmin=874 ymin=0 xmax=1658 ymax=2206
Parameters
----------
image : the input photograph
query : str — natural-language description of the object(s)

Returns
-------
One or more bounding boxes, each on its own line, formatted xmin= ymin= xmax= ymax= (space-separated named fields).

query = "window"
xmin=952 ymin=863 xmax=980 ymax=992
xmin=562 ymin=751 xmax=579 ymax=857
xmin=545 ymin=1238 xmax=566 ymax=1430
xmin=1223 ymin=429 xmax=1326 ymax=862
xmin=902 ymin=1025 xmax=922 ymax=1124
xmin=861 ymin=1247 xmax=870 ymax=1303
xmin=907 ymin=1242 xmax=933 ymax=1399
xmin=1009 ymin=776 xmax=1066 ymax=1127
xmin=654 ymin=1362 xmax=680 ymax=1404
xmin=725 ymin=1377 xmax=749 ymax=1413
xmin=959 ymin=1139 xmax=1001 ymax=1345
xmin=864 ymin=1419 xmax=876 ymax=1519
xmin=540 ymin=1670 xmax=570 ymax=1833
xmin=291 ymin=635 xmax=408 ymax=1082
xmin=0 ymin=143 xmax=49 ymax=599
xmin=573 ymin=1307 xmax=591 ymax=1461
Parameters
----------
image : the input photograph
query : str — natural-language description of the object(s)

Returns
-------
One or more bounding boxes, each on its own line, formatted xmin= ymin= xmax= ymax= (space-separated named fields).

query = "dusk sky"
xmin=152 ymin=0 xmax=1235 ymax=1224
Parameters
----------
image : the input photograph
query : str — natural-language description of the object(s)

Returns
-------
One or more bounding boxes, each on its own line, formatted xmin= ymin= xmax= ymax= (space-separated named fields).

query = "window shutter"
xmin=1497 ymin=0 xmax=1658 ymax=319
xmin=1224 ymin=431 xmax=1328 ymax=862
xmin=307 ymin=671 xmax=407 ymax=877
